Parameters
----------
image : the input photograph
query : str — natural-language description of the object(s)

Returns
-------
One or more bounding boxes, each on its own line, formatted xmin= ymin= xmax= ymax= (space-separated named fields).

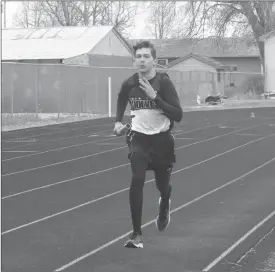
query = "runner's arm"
xmin=115 ymin=81 xmax=129 ymax=123
xmin=154 ymin=77 xmax=183 ymax=122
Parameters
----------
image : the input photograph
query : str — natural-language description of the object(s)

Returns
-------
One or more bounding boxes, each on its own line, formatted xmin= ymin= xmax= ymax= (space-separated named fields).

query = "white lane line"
xmin=2 ymin=124 xmax=215 ymax=161
xmin=175 ymin=137 xmax=198 ymax=140
xmin=95 ymin=143 xmax=125 ymax=146
xmin=2 ymin=134 xmax=274 ymax=235
xmin=235 ymin=133 xmax=262 ymax=136
xmin=4 ymin=139 xmax=37 ymax=143
xmin=1 ymin=129 xmax=218 ymax=198
xmin=236 ymin=226 xmax=275 ymax=265
xmin=2 ymin=135 xmax=124 ymax=162
xmin=2 ymin=146 xmax=127 ymax=177
xmin=219 ymin=126 xmax=238 ymax=129
xmin=203 ymin=209 xmax=275 ymax=272
xmin=54 ymin=156 xmax=275 ymax=272
xmin=1 ymin=125 xmax=217 ymax=175
xmin=3 ymin=123 xmax=113 ymax=141
xmin=2 ymin=163 xmax=130 ymax=200
xmin=1 ymin=150 xmax=38 ymax=153
xmin=2 ymin=129 xmax=112 ymax=151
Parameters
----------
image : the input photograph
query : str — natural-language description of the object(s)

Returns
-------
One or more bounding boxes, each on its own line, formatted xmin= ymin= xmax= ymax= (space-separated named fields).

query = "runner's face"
xmin=134 ymin=48 xmax=156 ymax=74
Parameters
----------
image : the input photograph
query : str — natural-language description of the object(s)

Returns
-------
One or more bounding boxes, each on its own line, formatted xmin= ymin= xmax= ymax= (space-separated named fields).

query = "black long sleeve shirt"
xmin=115 ymin=72 xmax=183 ymax=134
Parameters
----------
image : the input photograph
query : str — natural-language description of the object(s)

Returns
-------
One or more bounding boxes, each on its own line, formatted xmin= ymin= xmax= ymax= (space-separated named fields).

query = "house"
xmin=128 ymin=37 xmax=262 ymax=97
xmin=2 ymin=26 xmax=134 ymax=67
xmin=165 ymin=53 xmax=230 ymax=99
xmin=260 ymin=30 xmax=275 ymax=93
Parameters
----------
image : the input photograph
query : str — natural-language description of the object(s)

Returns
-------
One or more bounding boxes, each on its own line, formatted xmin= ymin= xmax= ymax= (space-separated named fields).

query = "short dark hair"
xmin=133 ymin=40 xmax=156 ymax=59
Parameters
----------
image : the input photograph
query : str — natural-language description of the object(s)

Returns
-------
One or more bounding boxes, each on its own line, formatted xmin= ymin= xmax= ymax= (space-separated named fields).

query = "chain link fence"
xmin=2 ymin=62 xmax=265 ymax=121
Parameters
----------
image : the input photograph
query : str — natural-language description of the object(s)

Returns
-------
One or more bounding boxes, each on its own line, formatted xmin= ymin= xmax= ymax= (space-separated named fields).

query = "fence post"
xmin=108 ymin=76 xmax=112 ymax=117
xmin=95 ymin=69 xmax=98 ymax=113
xmin=10 ymin=67 xmax=17 ymax=117
xmin=11 ymin=75 xmax=14 ymax=117
xmin=57 ymin=68 xmax=60 ymax=120
xmin=35 ymin=65 xmax=39 ymax=120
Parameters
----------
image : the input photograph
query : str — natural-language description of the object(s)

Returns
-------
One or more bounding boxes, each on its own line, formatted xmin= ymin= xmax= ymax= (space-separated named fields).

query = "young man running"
xmin=113 ymin=40 xmax=183 ymax=248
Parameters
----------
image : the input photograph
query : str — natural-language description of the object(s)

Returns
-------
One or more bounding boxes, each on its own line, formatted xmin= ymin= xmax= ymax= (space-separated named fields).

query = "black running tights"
xmin=129 ymin=153 xmax=172 ymax=235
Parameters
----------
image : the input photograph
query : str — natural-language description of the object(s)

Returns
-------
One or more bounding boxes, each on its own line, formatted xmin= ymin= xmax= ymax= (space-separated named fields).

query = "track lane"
xmin=1 ymin=121 xmax=213 ymax=161
xmin=62 ymin=156 xmax=275 ymax=272
xmin=2 ymin=121 xmax=271 ymax=198
xmin=2 ymin=117 xmax=271 ymax=176
xmin=2 ymin=132 xmax=274 ymax=272
xmin=2 ymin=126 xmax=274 ymax=231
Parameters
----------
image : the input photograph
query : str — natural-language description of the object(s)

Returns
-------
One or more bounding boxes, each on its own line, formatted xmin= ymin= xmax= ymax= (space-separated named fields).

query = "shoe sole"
xmin=124 ymin=241 xmax=143 ymax=248
xmin=156 ymin=198 xmax=171 ymax=231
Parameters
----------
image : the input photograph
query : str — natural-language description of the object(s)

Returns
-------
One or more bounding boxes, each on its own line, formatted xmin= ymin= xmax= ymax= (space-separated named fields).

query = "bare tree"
xmin=147 ymin=1 xmax=177 ymax=39
xmin=13 ymin=1 xmax=49 ymax=28
xmin=13 ymin=0 xmax=139 ymax=35
xmin=182 ymin=1 xmax=275 ymax=64
xmin=99 ymin=1 xmax=138 ymax=36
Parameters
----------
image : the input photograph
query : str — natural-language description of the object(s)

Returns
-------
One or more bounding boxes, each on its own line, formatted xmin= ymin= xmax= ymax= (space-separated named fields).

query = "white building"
xmin=2 ymin=26 xmax=134 ymax=66
xmin=260 ymin=30 xmax=275 ymax=93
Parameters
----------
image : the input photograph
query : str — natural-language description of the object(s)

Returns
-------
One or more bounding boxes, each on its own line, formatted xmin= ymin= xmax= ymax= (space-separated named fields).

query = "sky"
xmin=1 ymin=1 xmax=150 ymax=38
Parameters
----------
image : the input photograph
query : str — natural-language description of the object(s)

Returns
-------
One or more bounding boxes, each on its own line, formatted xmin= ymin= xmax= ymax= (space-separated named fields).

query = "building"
xmin=165 ymin=53 xmax=230 ymax=99
xmin=129 ymin=37 xmax=262 ymax=97
xmin=260 ymin=30 xmax=275 ymax=93
xmin=2 ymin=26 xmax=134 ymax=67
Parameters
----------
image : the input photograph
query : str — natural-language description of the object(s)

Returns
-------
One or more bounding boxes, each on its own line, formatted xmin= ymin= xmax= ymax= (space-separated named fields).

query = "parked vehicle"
xmin=262 ymin=92 xmax=275 ymax=99
xmin=205 ymin=94 xmax=227 ymax=105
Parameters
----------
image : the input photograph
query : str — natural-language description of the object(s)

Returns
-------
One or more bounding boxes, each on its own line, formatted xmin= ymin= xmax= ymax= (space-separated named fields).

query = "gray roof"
xmin=2 ymin=26 xmax=123 ymax=60
xmin=166 ymin=53 xmax=223 ymax=69
xmin=128 ymin=37 xmax=260 ymax=58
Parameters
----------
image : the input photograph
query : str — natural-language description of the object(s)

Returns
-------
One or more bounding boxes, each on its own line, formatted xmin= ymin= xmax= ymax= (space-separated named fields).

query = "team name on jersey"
xmin=129 ymin=97 xmax=159 ymax=111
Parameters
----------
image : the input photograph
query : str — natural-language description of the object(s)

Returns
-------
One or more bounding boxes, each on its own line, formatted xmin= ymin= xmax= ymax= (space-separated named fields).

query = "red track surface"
xmin=1 ymin=108 xmax=275 ymax=272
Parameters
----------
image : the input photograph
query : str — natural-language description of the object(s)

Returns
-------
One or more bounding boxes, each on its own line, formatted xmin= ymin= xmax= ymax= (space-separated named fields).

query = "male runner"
xmin=113 ymin=40 xmax=183 ymax=248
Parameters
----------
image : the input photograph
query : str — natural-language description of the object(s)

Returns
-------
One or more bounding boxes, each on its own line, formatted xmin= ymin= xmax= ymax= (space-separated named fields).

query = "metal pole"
xmin=35 ymin=66 xmax=39 ymax=120
xmin=108 ymin=77 xmax=111 ymax=117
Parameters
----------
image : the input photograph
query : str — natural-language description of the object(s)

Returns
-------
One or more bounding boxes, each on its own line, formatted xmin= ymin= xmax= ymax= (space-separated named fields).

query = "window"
xmin=157 ymin=59 xmax=168 ymax=66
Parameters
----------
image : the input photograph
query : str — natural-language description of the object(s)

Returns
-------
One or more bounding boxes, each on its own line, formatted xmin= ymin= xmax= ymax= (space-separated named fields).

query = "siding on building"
xmin=213 ymin=57 xmax=261 ymax=73
xmin=88 ymin=55 xmax=133 ymax=67
xmin=3 ymin=59 xmax=62 ymax=64
xmin=166 ymin=57 xmax=218 ymax=100
xmin=213 ymin=57 xmax=262 ymax=96
xmin=265 ymin=35 xmax=275 ymax=92
xmin=63 ymin=54 xmax=90 ymax=66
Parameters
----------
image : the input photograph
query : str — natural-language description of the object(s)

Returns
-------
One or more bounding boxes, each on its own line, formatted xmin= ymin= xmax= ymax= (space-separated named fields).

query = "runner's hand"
xmin=139 ymin=77 xmax=157 ymax=100
xmin=113 ymin=122 xmax=129 ymax=136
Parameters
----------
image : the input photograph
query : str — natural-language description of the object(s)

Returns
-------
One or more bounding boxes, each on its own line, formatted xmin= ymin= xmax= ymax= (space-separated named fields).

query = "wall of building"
xmin=2 ymin=59 xmax=62 ymax=64
xmin=63 ymin=54 xmax=90 ymax=66
xmin=90 ymin=30 xmax=132 ymax=57
xmin=213 ymin=57 xmax=262 ymax=97
xmin=89 ymin=55 xmax=133 ymax=67
xmin=265 ymin=35 xmax=275 ymax=92
xmin=166 ymin=58 xmax=217 ymax=102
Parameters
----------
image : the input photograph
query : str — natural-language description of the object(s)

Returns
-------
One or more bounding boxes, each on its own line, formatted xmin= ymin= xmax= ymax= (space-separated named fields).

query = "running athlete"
xmin=113 ymin=40 xmax=183 ymax=248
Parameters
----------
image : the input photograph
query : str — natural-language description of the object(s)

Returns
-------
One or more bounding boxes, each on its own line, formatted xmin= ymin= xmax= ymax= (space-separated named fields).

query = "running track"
xmin=1 ymin=107 xmax=275 ymax=272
